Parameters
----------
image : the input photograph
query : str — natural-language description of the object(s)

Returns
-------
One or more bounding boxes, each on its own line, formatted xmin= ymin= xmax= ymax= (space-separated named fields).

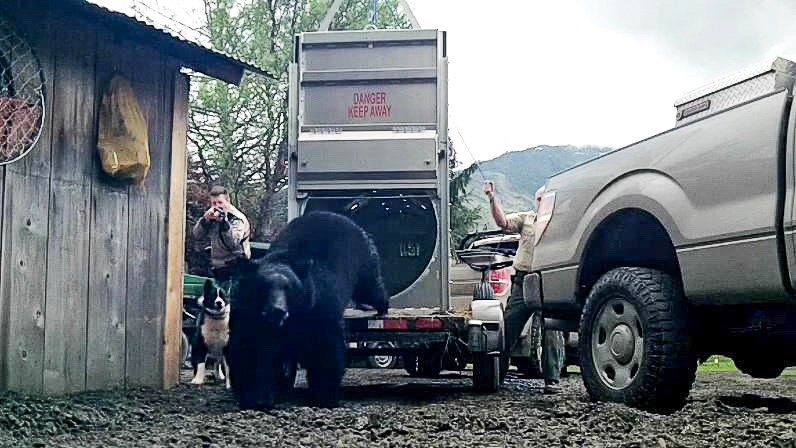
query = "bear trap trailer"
xmin=287 ymin=24 xmax=507 ymax=391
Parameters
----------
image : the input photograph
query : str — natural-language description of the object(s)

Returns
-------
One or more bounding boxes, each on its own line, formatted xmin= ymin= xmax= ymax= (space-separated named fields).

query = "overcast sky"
xmin=98 ymin=0 xmax=796 ymax=165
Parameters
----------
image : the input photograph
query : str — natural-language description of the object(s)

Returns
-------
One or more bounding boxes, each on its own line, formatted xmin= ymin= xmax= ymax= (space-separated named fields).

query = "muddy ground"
xmin=0 ymin=367 xmax=794 ymax=448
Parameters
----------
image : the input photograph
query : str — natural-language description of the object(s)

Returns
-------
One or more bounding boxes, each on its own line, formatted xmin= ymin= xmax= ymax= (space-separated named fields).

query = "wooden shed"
xmin=0 ymin=0 xmax=266 ymax=394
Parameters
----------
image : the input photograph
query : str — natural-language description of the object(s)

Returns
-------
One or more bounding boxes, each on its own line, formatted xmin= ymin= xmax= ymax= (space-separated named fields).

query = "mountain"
xmin=462 ymin=145 xmax=613 ymax=232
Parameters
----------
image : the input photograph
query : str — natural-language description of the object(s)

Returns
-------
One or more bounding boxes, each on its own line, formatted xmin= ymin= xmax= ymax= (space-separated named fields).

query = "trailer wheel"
xmin=473 ymin=355 xmax=500 ymax=392
xmin=579 ymin=267 xmax=696 ymax=413
xmin=367 ymin=342 xmax=398 ymax=369
xmin=403 ymin=353 xmax=443 ymax=378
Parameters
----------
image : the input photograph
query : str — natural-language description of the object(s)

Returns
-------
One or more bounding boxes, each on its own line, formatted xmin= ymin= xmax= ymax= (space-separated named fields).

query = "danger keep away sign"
xmin=347 ymin=91 xmax=392 ymax=120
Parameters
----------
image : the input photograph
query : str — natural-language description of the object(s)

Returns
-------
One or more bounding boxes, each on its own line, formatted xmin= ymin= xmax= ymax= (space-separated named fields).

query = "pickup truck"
xmin=525 ymin=57 xmax=796 ymax=412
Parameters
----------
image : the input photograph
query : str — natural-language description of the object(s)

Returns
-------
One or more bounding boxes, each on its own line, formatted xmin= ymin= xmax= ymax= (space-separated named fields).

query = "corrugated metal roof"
xmin=67 ymin=0 xmax=275 ymax=84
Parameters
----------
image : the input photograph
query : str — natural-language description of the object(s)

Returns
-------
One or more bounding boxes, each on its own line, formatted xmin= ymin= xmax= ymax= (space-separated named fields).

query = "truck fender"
xmin=574 ymin=173 xmax=684 ymax=261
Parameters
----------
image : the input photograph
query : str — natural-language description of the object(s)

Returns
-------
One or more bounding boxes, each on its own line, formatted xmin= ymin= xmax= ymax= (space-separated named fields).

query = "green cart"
xmin=181 ymin=273 xmax=212 ymax=368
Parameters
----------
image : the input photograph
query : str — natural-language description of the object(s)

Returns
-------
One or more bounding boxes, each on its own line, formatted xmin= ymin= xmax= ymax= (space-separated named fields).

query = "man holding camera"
xmin=192 ymin=185 xmax=251 ymax=283
xmin=484 ymin=180 xmax=565 ymax=394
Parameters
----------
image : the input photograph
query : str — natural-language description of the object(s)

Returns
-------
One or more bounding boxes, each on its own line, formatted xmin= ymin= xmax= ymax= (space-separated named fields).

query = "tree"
xmin=449 ymin=138 xmax=483 ymax=252
xmin=184 ymin=0 xmax=410 ymax=273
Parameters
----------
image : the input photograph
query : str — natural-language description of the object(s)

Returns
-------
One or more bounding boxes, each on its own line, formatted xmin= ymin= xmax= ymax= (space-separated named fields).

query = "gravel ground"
xmin=0 ymin=367 xmax=794 ymax=448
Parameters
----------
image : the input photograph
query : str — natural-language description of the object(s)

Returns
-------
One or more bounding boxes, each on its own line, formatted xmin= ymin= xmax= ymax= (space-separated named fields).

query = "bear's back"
xmin=271 ymin=211 xmax=370 ymax=262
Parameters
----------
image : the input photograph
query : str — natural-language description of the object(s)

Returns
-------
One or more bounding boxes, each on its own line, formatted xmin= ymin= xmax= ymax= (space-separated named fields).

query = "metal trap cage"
xmin=0 ymin=14 xmax=45 ymax=165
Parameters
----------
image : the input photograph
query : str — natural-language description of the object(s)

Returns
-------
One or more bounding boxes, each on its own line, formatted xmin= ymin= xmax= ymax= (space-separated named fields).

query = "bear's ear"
xmin=282 ymin=264 xmax=315 ymax=311
xmin=292 ymin=258 xmax=315 ymax=279
xmin=297 ymin=269 xmax=316 ymax=310
xmin=236 ymin=258 xmax=259 ymax=276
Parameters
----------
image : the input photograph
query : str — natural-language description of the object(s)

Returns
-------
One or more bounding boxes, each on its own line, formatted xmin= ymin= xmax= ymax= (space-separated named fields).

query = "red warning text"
xmin=347 ymin=91 xmax=392 ymax=119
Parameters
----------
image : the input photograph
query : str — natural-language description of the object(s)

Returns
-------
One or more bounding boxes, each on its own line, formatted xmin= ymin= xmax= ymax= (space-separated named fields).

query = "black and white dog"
xmin=190 ymin=279 xmax=231 ymax=388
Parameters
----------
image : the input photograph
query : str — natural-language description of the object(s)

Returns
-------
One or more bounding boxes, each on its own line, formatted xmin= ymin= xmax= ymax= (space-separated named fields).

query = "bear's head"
xmin=236 ymin=258 xmax=315 ymax=327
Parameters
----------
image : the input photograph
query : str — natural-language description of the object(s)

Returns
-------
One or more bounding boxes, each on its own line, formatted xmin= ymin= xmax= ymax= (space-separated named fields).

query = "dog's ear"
xmin=203 ymin=279 xmax=215 ymax=299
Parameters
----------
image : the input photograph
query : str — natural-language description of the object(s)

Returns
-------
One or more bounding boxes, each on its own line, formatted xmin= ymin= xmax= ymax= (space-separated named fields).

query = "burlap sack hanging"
xmin=97 ymin=74 xmax=150 ymax=183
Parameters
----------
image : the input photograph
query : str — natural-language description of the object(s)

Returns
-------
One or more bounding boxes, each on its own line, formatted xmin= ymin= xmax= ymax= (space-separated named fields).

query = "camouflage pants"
xmin=504 ymin=272 xmax=566 ymax=381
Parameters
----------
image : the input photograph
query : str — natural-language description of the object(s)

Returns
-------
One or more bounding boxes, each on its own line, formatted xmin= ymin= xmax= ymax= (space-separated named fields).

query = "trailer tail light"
xmin=534 ymin=191 xmax=556 ymax=246
xmin=415 ymin=318 xmax=444 ymax=330
xmin=489 ymin=268 xmax=511 ymax=296
xmin=366 ymin=317 xmax=443 ymax=330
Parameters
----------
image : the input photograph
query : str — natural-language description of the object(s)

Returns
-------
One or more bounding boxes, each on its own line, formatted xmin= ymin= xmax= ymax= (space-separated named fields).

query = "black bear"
xmin=227 ymin=211 xmax=389 ymax=409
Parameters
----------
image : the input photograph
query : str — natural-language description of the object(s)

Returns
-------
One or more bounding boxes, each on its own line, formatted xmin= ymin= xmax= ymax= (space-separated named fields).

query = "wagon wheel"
xmin=0 ymin=14 xmax=46 ymax=165
xmin=180 ymin=331 xmax=191 ymax=368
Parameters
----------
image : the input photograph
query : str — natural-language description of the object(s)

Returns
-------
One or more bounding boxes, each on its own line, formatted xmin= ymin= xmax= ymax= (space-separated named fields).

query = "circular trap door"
xmin=304 ymin=195 xmax=438 ymax=297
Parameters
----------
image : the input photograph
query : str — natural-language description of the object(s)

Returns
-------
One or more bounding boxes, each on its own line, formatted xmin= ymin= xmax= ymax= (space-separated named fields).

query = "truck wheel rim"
xmin=372 ymin=355 xmax=394 ymax=368
xmin=591 ymin=296 xmax=644 ymax=390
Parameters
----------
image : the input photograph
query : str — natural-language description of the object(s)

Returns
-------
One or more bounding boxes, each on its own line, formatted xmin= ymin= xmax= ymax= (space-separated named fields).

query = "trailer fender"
xmin=468 ymin=300 xmax=504 ymax=354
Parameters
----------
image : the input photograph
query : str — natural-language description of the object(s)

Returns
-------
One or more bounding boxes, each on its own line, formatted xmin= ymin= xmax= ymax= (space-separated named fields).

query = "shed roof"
xmin=62 ymin=0 xmax=274 ymax=85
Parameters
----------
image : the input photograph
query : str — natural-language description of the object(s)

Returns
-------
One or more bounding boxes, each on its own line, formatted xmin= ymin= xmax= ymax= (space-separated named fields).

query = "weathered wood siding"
xmin=163 ymin=73 xmax=189 ymax=389
xmin=0 ymin=1 xmax=185 ymax=394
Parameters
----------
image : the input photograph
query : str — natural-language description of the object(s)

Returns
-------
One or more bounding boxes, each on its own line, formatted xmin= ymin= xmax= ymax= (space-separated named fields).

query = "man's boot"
xmin=544 ymin=379 xmax=561 ymax=394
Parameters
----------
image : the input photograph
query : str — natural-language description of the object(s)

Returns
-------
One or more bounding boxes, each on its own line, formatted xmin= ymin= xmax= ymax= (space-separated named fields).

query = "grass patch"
xmin=564 ymin=357 xmax=739 ymax=375
xmin=566 ymin=357 xmax=796 ymax=377
xmin=697 ymin=356 xmax=796 ymax=376
xmin=697 ymin=356 xmax=738 ymax=373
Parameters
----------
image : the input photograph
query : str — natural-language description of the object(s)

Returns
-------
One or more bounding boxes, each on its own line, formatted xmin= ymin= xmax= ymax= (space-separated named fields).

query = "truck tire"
xmin=515 ymin=313 xmax=544 ymax=378
xmin=734 ymin=357 xmax=785 ymax=379
xmin=403 ymin=355 xmax=419 ymax=376
xmin=564 ymin=331 xmax=580 ymax=371
xmin=473 ymin=355 xmax=500 ymax=393
xmin=579 ymin=267 xmax=696 ymax=413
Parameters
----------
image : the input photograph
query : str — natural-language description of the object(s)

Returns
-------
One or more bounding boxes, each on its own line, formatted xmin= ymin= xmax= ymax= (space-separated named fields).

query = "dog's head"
xmin=198 ymin=279 xmax=230 ymax=316
xmin=237 ymin=258 xmax=314 ymax=328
